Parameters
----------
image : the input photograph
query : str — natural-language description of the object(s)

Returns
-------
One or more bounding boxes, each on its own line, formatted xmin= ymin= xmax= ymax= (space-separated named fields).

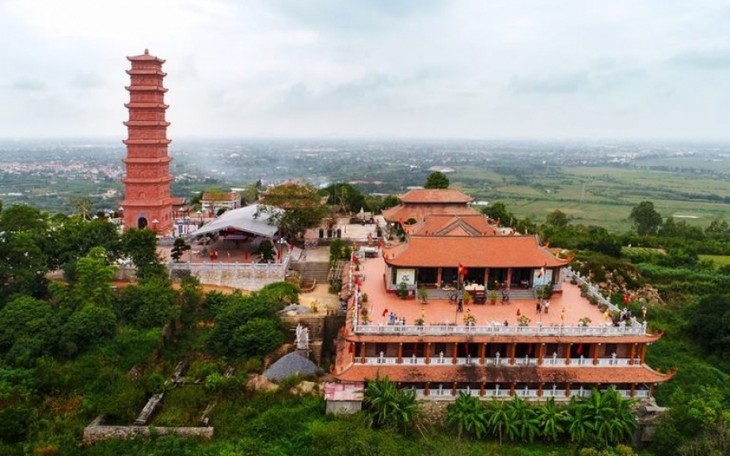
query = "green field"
xmin=699 ymin=254 xmax=730 ymax=267
xmin=454 ymin=164 xmax=730 ymax=232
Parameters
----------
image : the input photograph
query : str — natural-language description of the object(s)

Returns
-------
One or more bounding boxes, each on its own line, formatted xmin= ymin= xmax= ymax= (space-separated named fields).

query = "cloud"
xmin=508 ymin=72 xmax=590 ymax=95
xmin=12 ymin=79 xmax=46 ymax=91
xmin=667 ymin=49 xmax=730 ymax=70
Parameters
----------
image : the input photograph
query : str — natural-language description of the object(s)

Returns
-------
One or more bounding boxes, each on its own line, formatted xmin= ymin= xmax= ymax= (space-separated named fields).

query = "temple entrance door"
xmin=137 ymin=217 xmax=148 ymax=229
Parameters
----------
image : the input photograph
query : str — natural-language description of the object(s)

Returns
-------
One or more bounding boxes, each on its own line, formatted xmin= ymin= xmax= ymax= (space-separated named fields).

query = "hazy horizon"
xmin=2 ymin=0 xmax=729 ymax=140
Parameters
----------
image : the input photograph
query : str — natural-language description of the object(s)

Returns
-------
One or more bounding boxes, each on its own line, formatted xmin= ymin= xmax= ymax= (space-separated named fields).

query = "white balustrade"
xmin=354 ymin=321 xmax=646 ymax=337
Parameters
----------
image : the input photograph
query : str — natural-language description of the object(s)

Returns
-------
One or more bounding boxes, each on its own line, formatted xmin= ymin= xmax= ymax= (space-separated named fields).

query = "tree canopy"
xmin=424 ymin=171 xmax=450 ymax=189
xmin=629 ymin=201 xmax=663 ymax=236
xmin=259 ymin=183 xmax=327 ymax=238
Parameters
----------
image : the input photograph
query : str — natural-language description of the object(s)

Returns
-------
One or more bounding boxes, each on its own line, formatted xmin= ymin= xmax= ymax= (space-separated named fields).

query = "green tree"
xmin=229 ymin=318 xmax=284 ymax=358
xmin=207 ymin=294 xmax=282 ymax=358
xmin=424 ymin=171 xmax=450 ymax=189
xmin=688 ymin=294 xmax=730 ymax=356
xmin=567 ymin=397 xmax=595 ymax=444
xmin=48 ymin=217 xmax=121 ymax=271
xmin=73 ymin=246 xmax=116 ymax=309
xmin=546 ymin=209 xmax=569 ymax=228
xmin=117 ymin=277 xmax=177 ymax=328
xmin=481 ymin=202 xmax=516 ymax=227
xmin=321 ymin=183 xmax=366 ymax=214
xmin=256 ymin=282 xmax=300 ymax=310
xmin=178 ymin=275 xmax=204 ymax=327
xmin=705 ymin=218 xmax=730 ymax=241
xmin=259 ymin=183 xmax=327 ymax=238
xmin=121 ymin=228 xmax=167 ymax=281
xmin=536 ymin=397 xmax=567 ymax=442
xmin=485 ymin=398 xmax=517 ymax=445
xmin=0 ymin=231 xmax=48 ymax=305
xmin=0 ymin=203 xmax=48 ymax=234
xmin=629 ymin=201 xmax=663 ymax=236
xmin=507 ymin=395 xmax=540 ymax=442
xmin=364 ymin=376 xmax=420 ymax=433
xmin=446 ymin=391 xmax=488 ymax=439
xmin=170 ymin=237 xmax=190 ymax=262
xmin=0 ymin=296 xmax=58 ymax=366
xmin=255 ymin=239 xmax=276 ymax=262
xmin=59 ymin=305 xmax=117 ymax=356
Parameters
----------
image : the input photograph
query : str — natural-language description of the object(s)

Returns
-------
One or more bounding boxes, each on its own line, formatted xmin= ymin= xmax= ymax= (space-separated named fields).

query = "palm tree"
xmin=613 ymin=391 xmax=638 ymax=444
xmin=485 ymin=398 xmax=517 ymax=445
xmin=392 ymin=386 xmax=420 ymax=433
xmin=363 ymin=376 xmax=420 ymax=433
xmin=507 ymin=395 xmax=540 ymax=442
xmin=447 ymin=392 xmax=488 ymax=439
xmin=536 ymin=397 xmax=567 ymax=442
xmin=364 ymin=375 xmax=400 ymax=428
xmin=567 ymin=396 xmax=595 ymax=443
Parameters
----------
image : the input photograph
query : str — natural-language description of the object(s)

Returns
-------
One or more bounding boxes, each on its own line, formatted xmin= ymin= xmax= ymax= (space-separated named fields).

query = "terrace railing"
xmin=565 ymin=267 xmax=641 ymax=325
xmin=353 ymin=321 xmax=647 ymax=337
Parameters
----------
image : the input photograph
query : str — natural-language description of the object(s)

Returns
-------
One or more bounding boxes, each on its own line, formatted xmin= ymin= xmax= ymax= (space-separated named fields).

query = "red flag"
xmin=382 ymin=308 xmax=389 ymax=317
xmin=458 ymin=263 xmax=468 ymax=277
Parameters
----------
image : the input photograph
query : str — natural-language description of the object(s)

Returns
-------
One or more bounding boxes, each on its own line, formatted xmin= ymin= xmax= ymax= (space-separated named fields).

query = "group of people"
xmin=382 ymin=309 xmax=406 ymax=326
xmin=536 ymin=298 xmax=550 ymax=314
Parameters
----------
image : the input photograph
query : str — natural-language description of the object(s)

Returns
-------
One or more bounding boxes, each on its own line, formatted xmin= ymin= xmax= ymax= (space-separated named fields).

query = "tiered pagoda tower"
xmin=120 ymin=49 xmax=174 ymax=233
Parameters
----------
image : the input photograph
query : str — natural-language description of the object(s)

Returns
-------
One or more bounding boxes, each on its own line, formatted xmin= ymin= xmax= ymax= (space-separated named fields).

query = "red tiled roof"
xmin=383 ymin=204 xmax=479 ymax=223
xmin=399 ymin=189 xmax=474 ymax=204
xmin=336 ymin=364 xmax=673 ymax=384
xmin=408 ymin=214 xmax=497 ymax=236
xmin=127 ymin=50 xmax=165 ymax=63
xmin=383 ymin=235 xmax=569 ymax=268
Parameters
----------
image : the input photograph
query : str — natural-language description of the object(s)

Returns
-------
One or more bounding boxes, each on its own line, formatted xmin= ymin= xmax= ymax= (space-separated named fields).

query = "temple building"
xmin=332 ymin=189 xmax=674 ymax=402
xmin=120 ymin=50 xmax=184 ymax=233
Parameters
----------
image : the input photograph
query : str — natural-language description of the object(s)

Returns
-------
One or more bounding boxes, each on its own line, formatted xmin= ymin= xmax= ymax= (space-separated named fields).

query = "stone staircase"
xmin=505 ymin=288 xmax=538 ymax=300
xmin=300 ymin=261 xmax=331 ymax=283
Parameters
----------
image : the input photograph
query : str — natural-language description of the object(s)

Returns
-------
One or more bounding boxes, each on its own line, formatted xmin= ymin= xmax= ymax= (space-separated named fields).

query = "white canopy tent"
xmin=189 ymin=204 xmax=281 ymax=239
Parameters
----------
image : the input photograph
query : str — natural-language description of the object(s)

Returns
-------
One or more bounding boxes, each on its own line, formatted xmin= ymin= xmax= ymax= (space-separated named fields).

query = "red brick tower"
xmin=120 ymin=49 xmax=174 ymax=233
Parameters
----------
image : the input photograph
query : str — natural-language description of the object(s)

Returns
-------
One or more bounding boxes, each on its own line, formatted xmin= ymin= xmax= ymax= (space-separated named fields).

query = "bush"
xmin=256 ymin=282 xmax=300 ymax=310
xmin=208 ymin=294 xmax=284 ymax=358
xmin=60 ymin=305 xmax=117 ymax=356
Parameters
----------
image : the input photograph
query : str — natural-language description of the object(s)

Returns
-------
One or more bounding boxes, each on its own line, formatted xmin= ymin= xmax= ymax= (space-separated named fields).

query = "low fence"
xmin=168 ymin=256 xmax=290 ymax=290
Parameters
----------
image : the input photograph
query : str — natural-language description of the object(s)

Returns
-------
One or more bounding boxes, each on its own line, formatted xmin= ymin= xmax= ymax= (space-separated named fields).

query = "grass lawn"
xmin=698 ymin=254 xmax=730 ymax=268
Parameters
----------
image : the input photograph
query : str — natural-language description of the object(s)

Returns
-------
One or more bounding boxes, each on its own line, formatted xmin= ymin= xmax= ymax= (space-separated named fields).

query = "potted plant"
xmin=361 ymin=292 xmax=369 ymax=304
xmin=489 ymin=290 xmax=498 ymax=305
xmin=397 ymin=281 xmax=408 ymax=299
xmin=462 ymin=291 xmax=472 ymax=306
xmin=578 ymin=317 xmax=592 ymax=327
xmin=415 ymin=317 xmax=425 ymax=326
xmin=517 ymin=315 xmax=531 ymax=326
xmin=580 ymin=283 xmax=590 ymax=297
xmin=360 ymin=308 xmax=370 ymax=324
xmin=417 ymin=288 xmax=428 ymax=304
xmin=463 ymin=312 xmax=476 ymax=326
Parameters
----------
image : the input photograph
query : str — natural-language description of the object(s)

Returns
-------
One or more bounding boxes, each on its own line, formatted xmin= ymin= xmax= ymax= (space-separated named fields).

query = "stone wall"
xmin=83 ymin=417 xmax=213 ymax=445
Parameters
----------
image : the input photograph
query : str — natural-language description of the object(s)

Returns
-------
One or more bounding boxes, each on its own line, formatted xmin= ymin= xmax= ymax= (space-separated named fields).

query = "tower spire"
xmin=120 ymin=50 xmax=174 ymax=233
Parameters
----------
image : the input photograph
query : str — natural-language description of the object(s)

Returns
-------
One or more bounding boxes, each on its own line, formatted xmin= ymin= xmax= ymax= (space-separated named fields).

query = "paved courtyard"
xmin=357 ymin=254 xmax=609 ymax=328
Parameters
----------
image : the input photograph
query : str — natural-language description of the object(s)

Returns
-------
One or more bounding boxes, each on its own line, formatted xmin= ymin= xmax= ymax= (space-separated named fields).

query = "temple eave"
xmin=123 ymin=121 xmax=172 ymax=127
xmin=122 ymin=139 xmax=172 ymax=145
xmin=124 ymin=102 xmax=169 ymax=110
xmin=125 ymin=85 xmax=169 ymax=93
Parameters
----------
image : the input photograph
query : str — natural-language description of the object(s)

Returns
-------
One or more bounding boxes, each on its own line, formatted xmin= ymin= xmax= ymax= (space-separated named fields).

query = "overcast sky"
xmin=1 ymin=0 xmax=729 ymax=140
